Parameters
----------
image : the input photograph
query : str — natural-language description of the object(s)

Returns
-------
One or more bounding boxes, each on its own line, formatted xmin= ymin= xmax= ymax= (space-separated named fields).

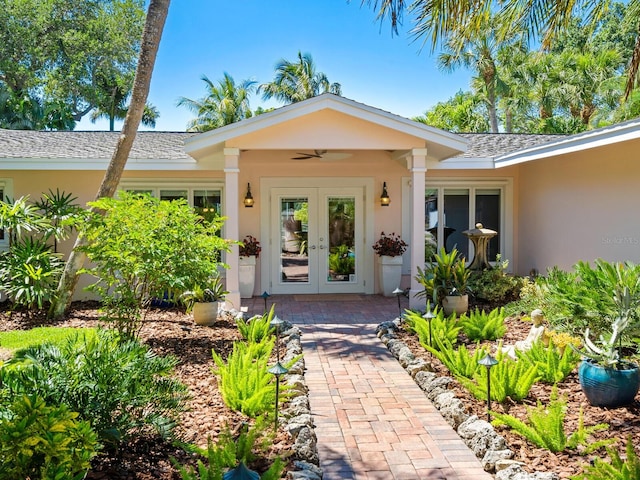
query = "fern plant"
xmin=459 ymin=307 xmax=507 ymax=341
xmin=404 ymin=308 xmax=460 ymax=352
xmin=491 ymin=386 xmax=612 ymax=454
xmin=173 ymin=419 xmax=284 ymax=480
xmin=571 ymin=436 xmax=640 ymax=480
xmin=458 ymin=347 xmax=539 ymax=402
xmin=212 ymin=339 xmax=277 ymax=417
xmin=517 ymin=338 xmax=581 ymax=384
xmin=426 ymin=335 xmax=487 ymax=379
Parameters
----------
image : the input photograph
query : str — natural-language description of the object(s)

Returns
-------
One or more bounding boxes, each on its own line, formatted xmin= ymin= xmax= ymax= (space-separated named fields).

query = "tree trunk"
xmin=48 ymin=0 xmax=171 ymax=320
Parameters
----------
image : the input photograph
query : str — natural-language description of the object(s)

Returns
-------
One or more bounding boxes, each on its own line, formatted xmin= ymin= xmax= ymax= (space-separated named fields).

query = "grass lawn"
xmin=0 ymin=326 xmax=96 ymax=355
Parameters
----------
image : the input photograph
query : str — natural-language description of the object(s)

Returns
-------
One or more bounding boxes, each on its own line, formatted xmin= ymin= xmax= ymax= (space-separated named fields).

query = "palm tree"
xmin=90 ymin=72 xmax=159 ymax=131
xmin=361 ymin=0 xmax=640 ymax=97
xmin=176 ymin=73 xmax=257 ymax=131
xmin=260 ymin=51 xmax=341 ymax=104
xmin=50 ymin=0 xmax=170 ymax=319
xmin=438 ymin=27 xmax=502 ymax=132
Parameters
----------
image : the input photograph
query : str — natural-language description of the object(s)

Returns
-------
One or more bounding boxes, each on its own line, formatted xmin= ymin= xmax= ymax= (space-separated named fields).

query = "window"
xmin=118 ymin=180 xmax=223 ymax=219
xmin=425 ymin=182 xmax=506 ymax=263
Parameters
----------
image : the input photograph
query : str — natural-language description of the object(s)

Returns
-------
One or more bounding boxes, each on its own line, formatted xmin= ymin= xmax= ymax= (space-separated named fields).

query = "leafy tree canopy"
xmin=0 ymin=0 xmax=146 ymax=130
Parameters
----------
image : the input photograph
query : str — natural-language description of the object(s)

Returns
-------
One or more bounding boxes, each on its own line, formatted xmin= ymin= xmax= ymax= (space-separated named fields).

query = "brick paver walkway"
xmin=244 ymin=294 xmax=492 ymax=480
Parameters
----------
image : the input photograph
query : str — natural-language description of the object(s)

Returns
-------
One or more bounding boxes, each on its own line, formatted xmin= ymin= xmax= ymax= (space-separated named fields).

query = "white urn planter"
xmin=378 ymin=255 xmax=403 ymax=297
xmin=193 ymin=301 xmax=218 ymax=326
xmin=239 ymin=255 xmax=257 ymax=298
xmin=442 ymin=294 xmax=469 ymax=316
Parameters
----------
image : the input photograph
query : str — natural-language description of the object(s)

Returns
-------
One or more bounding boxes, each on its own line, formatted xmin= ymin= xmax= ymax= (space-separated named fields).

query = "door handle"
xmin=319 ymin=245 xmax=326 ymax=250
xmin=310 ymin=245 xmax=317 ymax=250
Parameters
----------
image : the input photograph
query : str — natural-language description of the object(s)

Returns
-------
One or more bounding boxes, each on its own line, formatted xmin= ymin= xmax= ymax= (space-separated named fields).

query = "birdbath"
xmin=463 ymin=223 xmax=497 ymax=270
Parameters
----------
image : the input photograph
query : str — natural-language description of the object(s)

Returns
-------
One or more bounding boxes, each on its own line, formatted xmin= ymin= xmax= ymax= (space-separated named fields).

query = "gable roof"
xmin=184 ymin=93 xmax=470 ymax=163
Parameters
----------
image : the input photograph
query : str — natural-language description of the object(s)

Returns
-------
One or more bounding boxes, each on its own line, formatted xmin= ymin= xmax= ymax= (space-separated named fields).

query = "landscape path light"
xmin=223 ymin=461 xmax=259 ymax=480
xmin=268 ymin=361 xmax=289 ymax=432
xmin=478 ymin=352 xmax=499 ymax=421
xmin=392 ymin=287 xmax=404 ymax=318
xmin=261 ymin=291 xmax=271 ymax=314
xmin=422 ymin=302 xmax=436 ymax=353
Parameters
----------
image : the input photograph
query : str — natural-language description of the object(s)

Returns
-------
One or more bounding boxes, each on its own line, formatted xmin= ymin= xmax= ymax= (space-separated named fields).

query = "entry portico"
xmin=183 ymin=94 xmax=468 ymax=309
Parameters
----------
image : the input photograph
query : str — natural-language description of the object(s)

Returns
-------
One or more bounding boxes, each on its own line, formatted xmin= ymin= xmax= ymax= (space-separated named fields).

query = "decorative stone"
xmin=482 ymin=449 xmax=514 ymax=472
xmin=439 ymin=398 xmax=469 ymax=429
xmin=293 ymin=426 xmax=319 ymax=464
xmin=405 ymin=358 xmax=433 ymax=377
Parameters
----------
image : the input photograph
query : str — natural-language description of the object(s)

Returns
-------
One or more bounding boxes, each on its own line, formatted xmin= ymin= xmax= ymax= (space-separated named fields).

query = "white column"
xmin=409 ymin=148 xmax=427 ymax=310
xmin=224 ymin=148 xmax=241 ymax=310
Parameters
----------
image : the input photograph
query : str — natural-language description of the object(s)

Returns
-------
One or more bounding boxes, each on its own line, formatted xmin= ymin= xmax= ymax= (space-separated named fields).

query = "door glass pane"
xmin=475 ymin=189 xmax=501 ymax=260
xmin=425 ymin=188 xmax=438 ymax=260
xmin=443 ymin=189 xmax=469 ymax=257
xmin=327 ymin=197 xmax=355 ymax=282
xmin=280 ymin=198 xmax=308 ymax=283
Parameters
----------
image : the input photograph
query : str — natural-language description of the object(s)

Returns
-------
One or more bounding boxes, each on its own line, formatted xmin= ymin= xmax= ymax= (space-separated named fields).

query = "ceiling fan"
xmin=291 ymin=149 xmax=352 ymax=161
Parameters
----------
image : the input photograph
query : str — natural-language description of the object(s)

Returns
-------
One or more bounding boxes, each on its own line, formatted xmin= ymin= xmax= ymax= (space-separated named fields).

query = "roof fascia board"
xmin=0 ymin=158 xmax=203 ymax=171
xmin=495 ymin=120 xmax=640 ymax=168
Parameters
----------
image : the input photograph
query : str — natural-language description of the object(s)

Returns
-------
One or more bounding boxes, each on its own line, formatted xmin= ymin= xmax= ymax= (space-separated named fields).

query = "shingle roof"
xmin=0 ymin=129 xmax=562 ymax=161
xmin=0 ymin=130 xmax=194 ymax=160
xmin=456 ymin=133 xmax=563 ymax=158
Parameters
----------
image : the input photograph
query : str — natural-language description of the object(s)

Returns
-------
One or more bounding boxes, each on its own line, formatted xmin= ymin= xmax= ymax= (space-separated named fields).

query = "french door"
xmin=269 ymin=187 xmax=365 ymax=294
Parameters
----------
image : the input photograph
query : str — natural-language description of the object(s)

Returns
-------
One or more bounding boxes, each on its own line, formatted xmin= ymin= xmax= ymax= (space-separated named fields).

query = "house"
xmin=1 ymin=93 xmax=639 ymax=310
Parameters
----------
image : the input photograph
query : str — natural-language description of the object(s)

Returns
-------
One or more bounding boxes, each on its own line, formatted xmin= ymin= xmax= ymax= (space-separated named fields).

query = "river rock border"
xmin=277 ymin=319 xmax=323 ymax=480
xmin=377 ymin=318 xmax=560 ymax=480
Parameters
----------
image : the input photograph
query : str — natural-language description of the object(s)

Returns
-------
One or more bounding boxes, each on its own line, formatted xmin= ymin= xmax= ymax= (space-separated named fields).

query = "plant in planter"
xmin=574 ymin=287 xmax=640 ymax=408
xmin=239 ymin=235 xmax=261 ymax=258
xmin=416 ymin=247 xmax=470 ymax=315
xmin=372 ymin=232 xmax=407 ymax=296
xmin=182 ymin=277 xmax=228 ymax=326
xmin=239 ymin=235 xmax=261 ymax=299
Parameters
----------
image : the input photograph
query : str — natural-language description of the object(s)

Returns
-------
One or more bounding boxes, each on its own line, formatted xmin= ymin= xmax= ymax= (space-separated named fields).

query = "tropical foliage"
xmin=79 ymin=192 xmax=232 ymax=337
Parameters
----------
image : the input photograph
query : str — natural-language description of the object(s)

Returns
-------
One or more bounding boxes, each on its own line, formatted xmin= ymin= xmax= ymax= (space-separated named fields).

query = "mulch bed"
xmin=0 ymin=302 xmax=292 ymax=479
xmin=396 ymin=308 xmax=640 ymax=478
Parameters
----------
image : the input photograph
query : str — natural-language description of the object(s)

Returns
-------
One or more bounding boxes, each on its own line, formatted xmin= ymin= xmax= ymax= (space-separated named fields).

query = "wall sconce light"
xmin=243 ymin=183 xmax=254 ymax=208
xmin=380 ymin=182 xmax=390 ymax=206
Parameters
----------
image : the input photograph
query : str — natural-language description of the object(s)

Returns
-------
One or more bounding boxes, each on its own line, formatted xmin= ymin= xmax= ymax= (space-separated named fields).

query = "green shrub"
xmin=459 ymin=307 xmax=507 ymax=341
xmin=491 ymin=386 xmax=611 ymax=453
xmin=79 ymin=192 xmax=233 ymax=337
xmin=212 ymin=339 xmax=279 ymax=417
xmin=542 ymin=260 xmax=640 ymax=338
xmin=174 ymin=420 xmax=284 ymax=480
xmin=404 ymin=308 xmax=460 ymax=351
xmin=426 ymin=336 xmax=487 ymax=379
xmin=0 ymin=237 xmax=64 ymax=309
xmin=0 ymin=395 xmax=98 ymax=480
xmin=468 ymin=256 xmax=524 ymax=304
xmin=0 ymin=329 xmax=188 ymax=445
xmin=458 ymin=347 xmax=539 ymax=402
xmin=572 ymin=436 xmax=640 ymax=480
xmin=516 ymin=339 xmax=580 ymax=384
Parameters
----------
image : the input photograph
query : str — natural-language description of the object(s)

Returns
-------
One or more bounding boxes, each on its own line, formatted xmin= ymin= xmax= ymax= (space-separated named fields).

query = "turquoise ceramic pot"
xmin=578 ymin=359 xmax=640 ymax=408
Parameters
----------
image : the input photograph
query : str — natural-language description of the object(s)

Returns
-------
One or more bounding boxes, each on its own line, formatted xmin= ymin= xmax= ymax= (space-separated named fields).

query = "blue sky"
xmin=77 ymin=0 xmax=472 ymax=132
